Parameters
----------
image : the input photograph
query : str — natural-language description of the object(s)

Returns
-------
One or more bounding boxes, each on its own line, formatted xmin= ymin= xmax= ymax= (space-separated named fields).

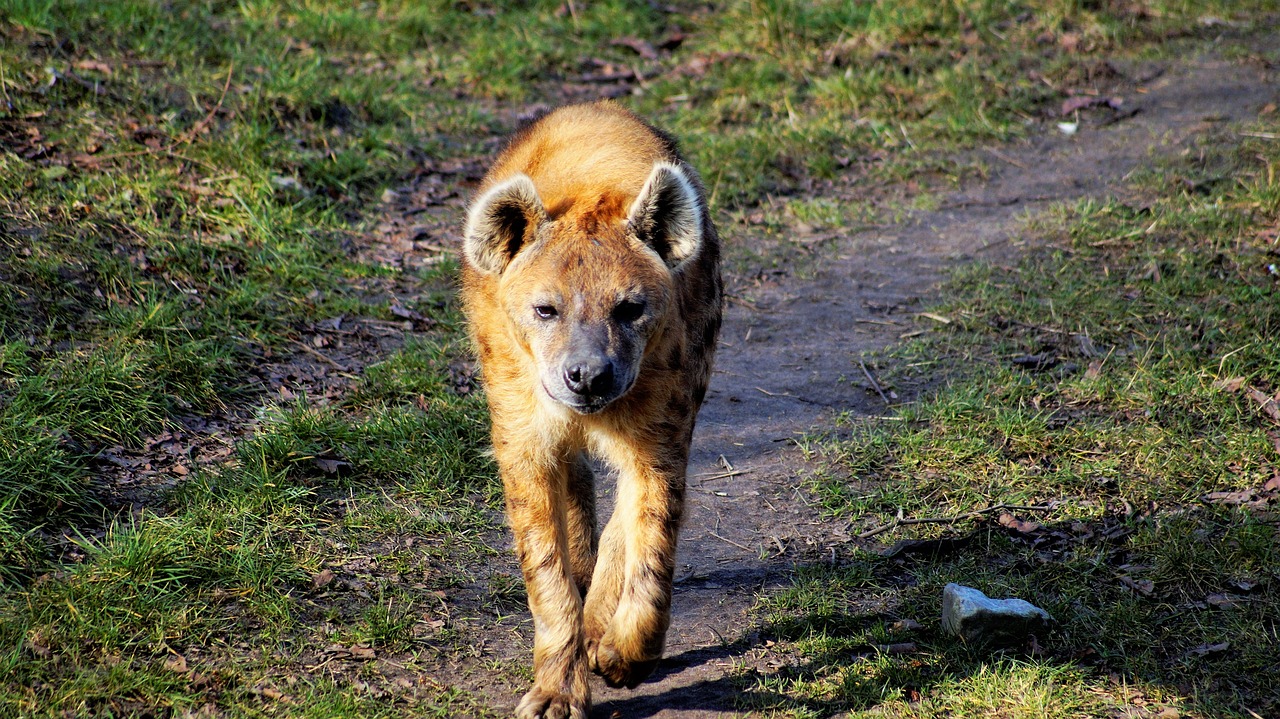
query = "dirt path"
xmin=371 ymin=48 xmax=1277 ymax=718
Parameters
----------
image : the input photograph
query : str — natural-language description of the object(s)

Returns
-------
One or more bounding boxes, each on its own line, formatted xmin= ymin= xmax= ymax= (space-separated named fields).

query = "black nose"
xmin=563 ymin=358 xmax=614 ymax=396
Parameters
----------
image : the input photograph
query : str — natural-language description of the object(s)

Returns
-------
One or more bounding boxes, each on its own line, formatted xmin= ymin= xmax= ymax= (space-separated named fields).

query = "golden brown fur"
xmin=460 ymin=101 xmax=722 ymax=719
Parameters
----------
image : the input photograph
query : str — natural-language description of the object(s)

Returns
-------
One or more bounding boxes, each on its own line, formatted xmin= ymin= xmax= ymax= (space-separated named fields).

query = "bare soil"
xmin=364 ymin=50 xmax=1277 ymax=718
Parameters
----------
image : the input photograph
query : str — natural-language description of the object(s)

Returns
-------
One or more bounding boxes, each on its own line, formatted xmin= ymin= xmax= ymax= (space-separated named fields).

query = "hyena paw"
xmin=515 ymin=686 xmax=588 ymax=719
xmin=589 ymin=638 xmax=660 ymax=689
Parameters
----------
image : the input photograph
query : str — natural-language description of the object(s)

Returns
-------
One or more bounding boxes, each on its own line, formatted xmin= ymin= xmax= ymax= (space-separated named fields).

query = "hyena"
xmin=460 ymin=101 xmax=722 ymax=718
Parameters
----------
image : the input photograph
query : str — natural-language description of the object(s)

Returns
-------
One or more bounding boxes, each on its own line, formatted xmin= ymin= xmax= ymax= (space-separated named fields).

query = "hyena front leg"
xmin=587 ymin=437 xmax=688 ymax=688
xmin=565 ymin=453 xmax=598 ymax=596
xmin=582 ymin=511 xmax=624 ymax=664
xmin=497 ymin=437 xmax=590 ymax=719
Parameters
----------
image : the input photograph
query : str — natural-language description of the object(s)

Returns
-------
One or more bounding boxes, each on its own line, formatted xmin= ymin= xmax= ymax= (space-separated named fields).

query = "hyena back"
xmin=460 ymin=101 xmax=722 ymax=719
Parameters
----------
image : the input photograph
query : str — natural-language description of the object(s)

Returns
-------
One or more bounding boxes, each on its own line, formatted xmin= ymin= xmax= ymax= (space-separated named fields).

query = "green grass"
xmin=1 ymin=0 xmax=1277 ymax=715
xmin=783 ymin=122 xmax=1280 ymax=716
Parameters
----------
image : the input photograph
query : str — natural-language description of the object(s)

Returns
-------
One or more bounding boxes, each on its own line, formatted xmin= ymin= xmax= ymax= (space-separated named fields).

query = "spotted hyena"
xmin=460 ymin=101 xmax=722 ymax=718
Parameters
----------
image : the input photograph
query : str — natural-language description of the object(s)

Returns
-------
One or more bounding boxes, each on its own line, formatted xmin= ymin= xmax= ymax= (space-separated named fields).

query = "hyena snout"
xmin=563 ymin=355 xmax=615 ymax=397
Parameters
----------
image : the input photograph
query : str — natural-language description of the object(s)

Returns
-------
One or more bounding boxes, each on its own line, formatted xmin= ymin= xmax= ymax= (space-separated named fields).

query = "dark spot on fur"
xmin=701 ymin=321 xmax=718 ymax=350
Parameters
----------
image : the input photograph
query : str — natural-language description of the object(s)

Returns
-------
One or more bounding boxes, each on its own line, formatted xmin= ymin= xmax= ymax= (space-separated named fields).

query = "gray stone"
xmin=941 ymin=583 xmax=1053 ymax=645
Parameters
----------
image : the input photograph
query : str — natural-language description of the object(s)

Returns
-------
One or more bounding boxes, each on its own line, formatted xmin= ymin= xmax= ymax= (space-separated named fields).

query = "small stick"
xmin=174 ymin=63 xmax=235 ymax=148
xmin=859 ymin=360 xmax=890 ymax=405
xmin=858 ymin=502 xmax=1053 ymax=539
xmin=707 ymin=531 xmax=753 ymax=552
xmin=294 ymin=340 xmax=348 ymax=370
xmin=696 ymin=469 xmax=752 ymax=484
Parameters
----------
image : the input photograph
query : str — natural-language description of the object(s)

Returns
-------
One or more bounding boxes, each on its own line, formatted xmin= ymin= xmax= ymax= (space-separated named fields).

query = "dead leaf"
xmin=1202 ymin=490 xmax=1255 ymax=505
xmin=74 ymin=59 xmax=113 ymax=76
xmin=1246 ymin=387 xmax=1280 ymax=423
xmin=1085 ymin=359 xmax=1104 ymax=380
xmin=27 ymin=635 xmax=52 ymax=659
xmin=1212 ymin=376 xmax=1247 ymax=392
xmin=164 ymin=654 xmax=188 ymax=673
xmin=1119 ymin=575 xmax=1155 ymax=595
xmin=1262 ymin=103 xmax=1277 ymax=116
xmin=389 ymin=303 xmax=424 ymax=321
xmin=1187 ymin=641 xmax=1229 ymax=658
xmin=312 ymin=569 xmax=335 ymax=589
xmin=350 ymin=645 xmax=376 ymax=660
xmin=312 ymin=457 xmax=348 ymax=474
xmin=891 ymin=618 xmax=923 ymax=633
xmin=1204 ymin=593 xmax=1238 ymax=609
xmin=998 ymin=512 xmax=1042 ymax=535
xmin=172 ymin=464 xmax=189 ymax=476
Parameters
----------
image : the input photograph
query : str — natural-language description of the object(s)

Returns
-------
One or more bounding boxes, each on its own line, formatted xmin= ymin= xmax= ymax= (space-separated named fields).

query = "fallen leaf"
xmin=164 ymin=654 xmax=188 ymax=673
xmin=389 ymin=303 xmax=425 ymax=321
xmin=312 ymin=457 xmax=348 ymax=474
xmin=350 ymin=645 xmax=376 ymax=660
xmin=74 ymin=59 xmax=113 ymax=76
xmin=1246 ymin=387 xmax=1280 ymax=423
xmin=998 ymin=512 xmax=1042 ymax=535
xmin=1202 ymin=490 xmax=1255 ymax=505
xmin=1212 ymin=376 xmax=1247 ymax=392
xmin=312 ymin=569 xmax=335 ymax=589
xmin=1119 ymin=575 xmax=1155 ymax=595
xmin=1085 ymin=359 xmax=1104 ymax=379
xmin=1204 ymin=593 xmax=1238 ymax=609
xmin=890 ymin=618 xmax=923 ymax=633
xmin=1187 ymin=641 xmax=1229 ymax=658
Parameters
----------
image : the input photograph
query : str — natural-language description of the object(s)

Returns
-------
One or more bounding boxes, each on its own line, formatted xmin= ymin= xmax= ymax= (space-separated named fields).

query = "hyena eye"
xmin=613 ymin=300 xmax=646 ymax=323
xmin=533 ymin=305 xmax=558 ymax=320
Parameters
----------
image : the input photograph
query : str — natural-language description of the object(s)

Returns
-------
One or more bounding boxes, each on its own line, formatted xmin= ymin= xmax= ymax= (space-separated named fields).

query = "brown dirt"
xmin=358 ymin=49 xmax=1278 ymax=718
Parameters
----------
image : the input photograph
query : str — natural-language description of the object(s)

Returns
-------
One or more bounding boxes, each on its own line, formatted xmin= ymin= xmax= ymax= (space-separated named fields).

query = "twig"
xmin=755 ymin=386 xmax=825 ymax=406
xmin=1239 ymin=131 xmax=1279 ymax=141
xmin=707 ymin=531 xmax=753 ymax=552
xmin=859 ymin=360 xmax=890 ymax=405
xmin=173 ymin=63 xmax=234 ymax=148
xmin=294 ymin=340 xmax=348 ymax=370
xmin=858 ymin=502 xmax=1054 ymax=539
xmin=696 ymin=469 xmax=753 ymax=484
xmin=988 ymin=148 xmax=1028 ymax=169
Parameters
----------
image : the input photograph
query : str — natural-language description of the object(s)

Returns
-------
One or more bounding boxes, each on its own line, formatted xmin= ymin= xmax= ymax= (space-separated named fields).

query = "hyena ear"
xmin=626 ymin=161 xmax=705 ymax=269
xmin=464 ymin=174 xmax=547 ymax=274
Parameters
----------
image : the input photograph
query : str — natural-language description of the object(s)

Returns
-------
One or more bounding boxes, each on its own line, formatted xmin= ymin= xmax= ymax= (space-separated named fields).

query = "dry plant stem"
xmin=858 ymin=503 xmax=1054 ymax=539
xmin=859 ymin=360 xmax=891 ymax=405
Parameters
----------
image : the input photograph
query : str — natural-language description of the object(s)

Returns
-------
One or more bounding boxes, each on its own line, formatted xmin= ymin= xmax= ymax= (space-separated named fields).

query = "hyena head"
xmin=464 ymin=161 xmax=705 ymax=414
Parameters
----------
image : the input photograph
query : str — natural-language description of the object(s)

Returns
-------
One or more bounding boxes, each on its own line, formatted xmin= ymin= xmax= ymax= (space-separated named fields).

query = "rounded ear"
xmin=464 ymin=174 xmax=547 ymax=274
xmin=626 ymin=161 xmax=705 ymax=269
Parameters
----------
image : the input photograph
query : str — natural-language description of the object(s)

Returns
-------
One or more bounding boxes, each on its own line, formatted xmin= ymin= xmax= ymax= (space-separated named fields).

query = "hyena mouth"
xmin=541 ymin=379 xmax=633 ymax=415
